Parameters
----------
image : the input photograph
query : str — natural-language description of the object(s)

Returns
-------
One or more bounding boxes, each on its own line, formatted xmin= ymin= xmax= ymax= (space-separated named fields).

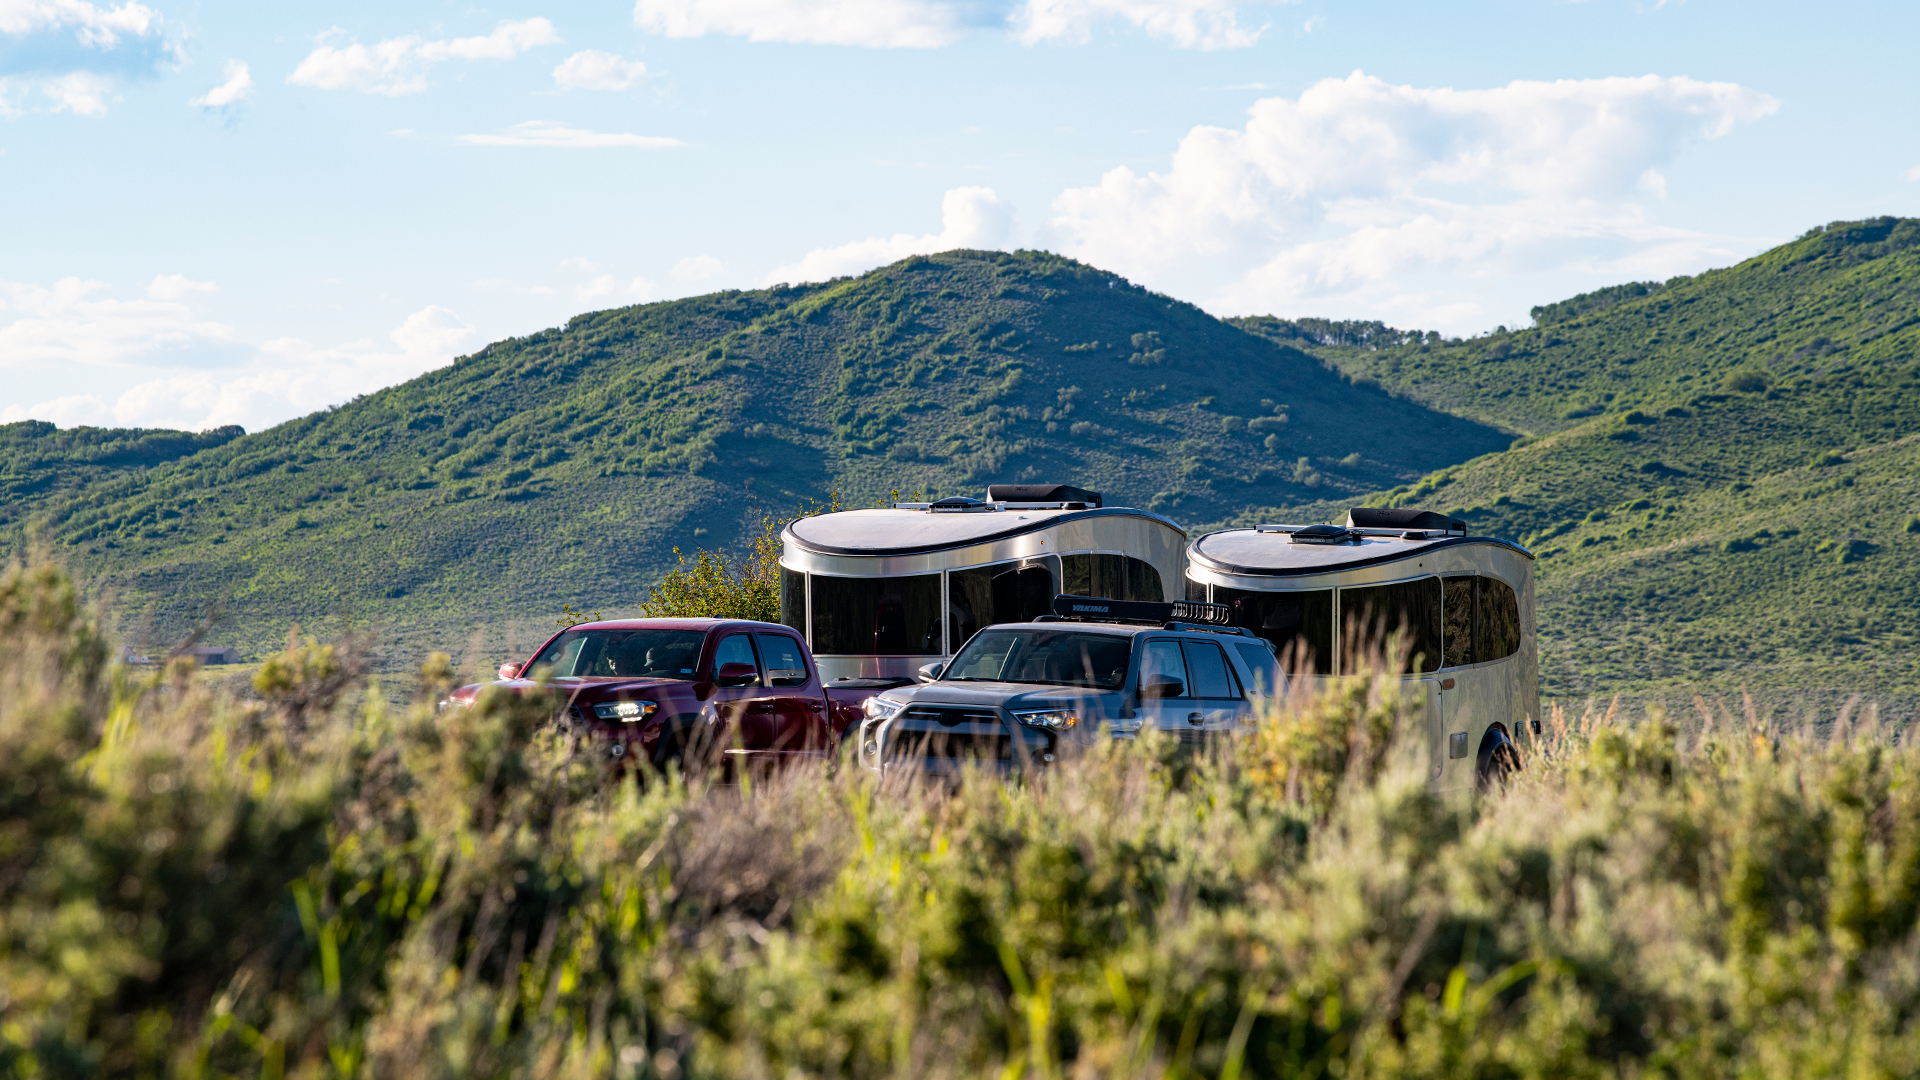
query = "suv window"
xmin=1182 ymin=640 xmax=1237 ymax=699
xmin=1139 ymin=639 xmax=1187 ymax=696
xmin=754 ymin=633 xmax=810 ymax=687
xmin=713 ymin=633 xmax=761 ymax=685
xmin=1234 ymin=642 xmax=1283 ymax=696
xmin=945 ymin=629 xmax=1131 ymax=689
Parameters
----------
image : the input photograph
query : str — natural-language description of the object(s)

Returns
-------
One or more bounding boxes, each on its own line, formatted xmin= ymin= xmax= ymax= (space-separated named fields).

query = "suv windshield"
xmin=532 ymin=629 xmax=707 ymax=679
xmin=945 ymin=629 xmax=1132 ymax=689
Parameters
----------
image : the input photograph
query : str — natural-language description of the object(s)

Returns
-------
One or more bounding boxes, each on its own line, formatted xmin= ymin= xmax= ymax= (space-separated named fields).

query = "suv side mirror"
xmin=499 ymin=662 xmax=521 ymax=680
xmin=917 ymin=662 xmax=945 ymax=683
xmin=1140 ymin=676 xmax=1184 ymax=700
xmin=714 ymin=661 xmax=759 ymax=687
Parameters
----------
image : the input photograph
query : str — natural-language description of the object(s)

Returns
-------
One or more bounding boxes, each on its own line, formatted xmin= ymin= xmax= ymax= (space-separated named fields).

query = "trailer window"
xmin=812 ymin=574 xmax=943 ymax=656
xmin=1215 ymin=586 xmax=1333 ymax=675
xmin=948 ymin=562 xmax=1055 ymax=650
xmin=1479 ymin=578 xmax=1522 ymax=661
xmin=1443 ymin=576 xmax=1475 ymax=666
xmin=780 ymin=568 xmax=807 ymax=637
xmin=1442 ymin=575 xmax=1522 ymax=667
xmin=1340 ymin=577 xmax=1443 ymax=674
xmin=1062 ymin=553 xmax=1163 ymax=603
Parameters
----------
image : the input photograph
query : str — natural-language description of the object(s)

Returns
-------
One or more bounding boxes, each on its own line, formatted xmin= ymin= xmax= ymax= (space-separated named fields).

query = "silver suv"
xmin=856 ymin=596 xmax=1284 ymax=775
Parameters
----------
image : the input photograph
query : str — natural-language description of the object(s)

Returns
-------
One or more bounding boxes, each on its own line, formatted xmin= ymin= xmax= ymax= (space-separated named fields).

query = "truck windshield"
xmin=944 ymin=629 xmax=1131 ymax=689
xmin=531 ymin=629 xmax=707 ymax=679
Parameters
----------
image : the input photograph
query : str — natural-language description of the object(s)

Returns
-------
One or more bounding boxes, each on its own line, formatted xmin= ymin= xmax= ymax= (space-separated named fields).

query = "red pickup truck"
xmin=440 ymin=618 xmax=901 ymax=769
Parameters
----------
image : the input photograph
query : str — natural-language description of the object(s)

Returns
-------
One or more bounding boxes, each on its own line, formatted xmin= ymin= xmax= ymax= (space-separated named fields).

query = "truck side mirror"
xmin=917 ymin=662 xmax=945 ymax=683
xmin=499 ymin=662 xmax=521 ymax=680
xmin=1140 ymin=677 xmax=1184 ymax=700
xmin=714 ymin=662 xmax=758 ymax=687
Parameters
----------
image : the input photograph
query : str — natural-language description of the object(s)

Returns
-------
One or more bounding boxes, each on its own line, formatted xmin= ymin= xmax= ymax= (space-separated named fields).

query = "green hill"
xmin=0 ymin=250 xmax=1506 ymax=665
xmin=1234 ymin=216 xmax=1920 ymax=701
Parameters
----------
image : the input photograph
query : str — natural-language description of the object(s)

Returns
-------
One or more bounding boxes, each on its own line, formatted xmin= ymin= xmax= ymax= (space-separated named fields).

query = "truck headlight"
xmin=864 ymin=696 xmax=906 ymax=721
xmin=1013 ymin=708 xmax=1079 ymax=731
xmin=593 ymin=700 xmax=659 ymax=723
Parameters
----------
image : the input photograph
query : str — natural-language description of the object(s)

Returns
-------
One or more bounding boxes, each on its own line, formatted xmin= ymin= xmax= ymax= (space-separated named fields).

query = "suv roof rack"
xmin=1043 ymin=594 xmax=1247 ymax=635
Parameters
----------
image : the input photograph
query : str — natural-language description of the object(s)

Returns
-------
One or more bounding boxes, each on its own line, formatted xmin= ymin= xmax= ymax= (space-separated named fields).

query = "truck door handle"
xmin=801 ymin=701 xmax=823 ymax=710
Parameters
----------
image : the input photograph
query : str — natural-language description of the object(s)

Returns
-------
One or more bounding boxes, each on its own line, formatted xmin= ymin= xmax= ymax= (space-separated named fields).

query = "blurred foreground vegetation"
xmin=6 ymin=555 xmax=1920 ymax=1079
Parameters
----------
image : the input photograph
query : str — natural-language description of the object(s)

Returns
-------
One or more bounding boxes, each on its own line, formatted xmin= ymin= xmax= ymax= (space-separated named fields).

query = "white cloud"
xmin=1046 ymin=71 xmax=1779 ymax=330
xmin=635 ymin=0 xmax=970 ymax=47
xmin=457 ymin=120 xmax=684 ymax=148
xmin=574 ymin=275 xmax=656 ymax=304
xmin=0 ymin=276 xmax=239 ymax=368
xmin=0 ymin=0 xmax=172 ymax=116
xmin=190 ymin=59 xmax=253 ymax=107
xmin=0 ymin=0 xmax=159 ymax=47
xmin=1906 ymin=164 xmax=1920 ymax=182
xmin=146 ymin=273 xmax=216 ymax=299
xmin=287 ymin=18 xmax=560 ymax=96
xmin=672 ymin=255 xmax=726 ymax=281
xmin=765 ymin=186 xmax=1014 ymax=283
xmin=1011 ymin=0 xmax=1260 ymax=48
xmin=632 ymin=0 xmax=1259 ymax=47
xmin=0 ymin=286 xmax=478 ymax=431
xmin=553 ymin=49 xmax=648 ymax=90
xmin=1302 ymin=14 xmax=1322 ymax=32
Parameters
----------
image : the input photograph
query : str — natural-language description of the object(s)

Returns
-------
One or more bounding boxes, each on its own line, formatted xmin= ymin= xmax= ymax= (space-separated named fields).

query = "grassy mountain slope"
xmin=1235 ymin=217 xmax=1920 ymax=700
xmin=5 ymin=250 xmax=1507 ymax=664
xmin=0 ymin=422 xmax=245 ymax=536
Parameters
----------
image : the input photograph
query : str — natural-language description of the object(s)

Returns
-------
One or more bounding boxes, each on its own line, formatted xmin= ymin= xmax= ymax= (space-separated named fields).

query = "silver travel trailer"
xmin=780 ymin=484 xmax=1187 ymax=682
xmin=1184 ymin=507 xmax=1538 ymax=790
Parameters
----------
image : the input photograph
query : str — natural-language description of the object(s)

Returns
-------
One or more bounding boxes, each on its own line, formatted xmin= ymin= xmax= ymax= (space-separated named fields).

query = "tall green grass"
xmin=4 ymin=556 xmax=1918 ymax=1078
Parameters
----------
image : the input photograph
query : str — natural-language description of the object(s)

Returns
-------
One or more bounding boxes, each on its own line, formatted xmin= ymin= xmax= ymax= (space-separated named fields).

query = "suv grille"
xmin=888 ymin=706 xmax=1027 ymax=762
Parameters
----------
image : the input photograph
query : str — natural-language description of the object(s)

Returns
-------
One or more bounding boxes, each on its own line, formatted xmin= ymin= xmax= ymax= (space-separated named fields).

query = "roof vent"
xmin=1346 ymin=507 xmax=1465 ymax=534
xmin=985 ymin=483 xmax=1102 ymax=508
xmin=926 ymin=496 xmax=993 ymax=513
xmin=1288 ymin=523 xmax=1358 ymax=545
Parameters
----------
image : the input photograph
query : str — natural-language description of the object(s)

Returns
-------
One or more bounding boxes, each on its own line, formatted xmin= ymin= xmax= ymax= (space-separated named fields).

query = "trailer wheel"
xmin=1476 ymin=727 xmax=1522 ymax=790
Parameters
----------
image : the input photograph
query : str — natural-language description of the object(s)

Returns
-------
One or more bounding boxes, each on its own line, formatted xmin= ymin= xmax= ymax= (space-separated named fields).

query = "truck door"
xmin=709 ymin=632 xmax=774 ymax=751
xmin=753 ymin=631 xmax=830 ymax=754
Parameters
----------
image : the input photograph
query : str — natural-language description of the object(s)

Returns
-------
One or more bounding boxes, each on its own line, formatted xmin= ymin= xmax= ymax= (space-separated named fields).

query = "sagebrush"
xmin=4 ymin=555 xmax=1918 ymax=1079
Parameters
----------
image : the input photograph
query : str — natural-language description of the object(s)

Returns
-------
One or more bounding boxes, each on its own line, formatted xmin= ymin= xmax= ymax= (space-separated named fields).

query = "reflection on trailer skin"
xmin=1185 ymin=508 xmax=1538 ymax=792
xmin=779 ymin=484 xmax=1189 ymax=684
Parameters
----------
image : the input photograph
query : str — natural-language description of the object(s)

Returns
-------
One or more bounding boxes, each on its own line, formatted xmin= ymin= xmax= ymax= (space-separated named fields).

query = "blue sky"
xmin=3 ymin=0 xmax=1917 ymax=432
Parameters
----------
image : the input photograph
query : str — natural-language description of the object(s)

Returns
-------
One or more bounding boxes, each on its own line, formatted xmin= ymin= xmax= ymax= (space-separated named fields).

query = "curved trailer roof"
xmin=1189 ymin=529 xmax=1534 ymax=579
xmin=786 ymin=506 xmax=1185 ymax=558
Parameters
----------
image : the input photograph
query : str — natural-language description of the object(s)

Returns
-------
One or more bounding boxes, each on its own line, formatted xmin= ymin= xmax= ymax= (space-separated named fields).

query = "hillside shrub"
xmin=6 ymin=557 xmax=1920 ymax=1077
xmin=1725 ymin=370 xmax=1770 ymax=393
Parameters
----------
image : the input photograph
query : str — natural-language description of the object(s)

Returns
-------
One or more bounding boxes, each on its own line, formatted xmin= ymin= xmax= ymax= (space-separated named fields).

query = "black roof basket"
xmin=1048 ymin=593 xmax=1238 ymax=629
xmin=986 ymin=483 xmax=1103 ymax=508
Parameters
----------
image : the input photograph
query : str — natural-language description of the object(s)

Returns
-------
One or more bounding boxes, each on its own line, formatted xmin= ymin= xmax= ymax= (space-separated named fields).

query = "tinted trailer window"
xmin=812 ymin=574 xmax=943 ymax=655
xmin=1216 ymin=586 xmax=1333 ymax=675
xmin=948 ymin=562 xmax=1054 ymax=649
xmin=1340 ymin=577 xmax=1443 ymax=674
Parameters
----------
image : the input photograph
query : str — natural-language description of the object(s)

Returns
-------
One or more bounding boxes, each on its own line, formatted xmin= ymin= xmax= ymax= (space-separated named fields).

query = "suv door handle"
xmin=1186 ymin=712 xmax=1204 ymax=725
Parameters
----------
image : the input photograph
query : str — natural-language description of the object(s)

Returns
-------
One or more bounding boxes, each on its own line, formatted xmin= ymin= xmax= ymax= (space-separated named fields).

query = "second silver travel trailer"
xmin=780 ymin=484 xmax=1187 ymax=682
xmin=1184 ymin=507 xmax=1539 ymax=790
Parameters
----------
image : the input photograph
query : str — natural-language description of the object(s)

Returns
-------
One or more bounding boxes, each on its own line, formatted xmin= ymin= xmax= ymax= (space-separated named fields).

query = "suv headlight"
xmin=864 ymin=696 xmax=906 ymax=721
xmin=593 ymin=700 xmax=659 ymax=723
xmin=1013 ymin=708 xmax=1079 ymax=731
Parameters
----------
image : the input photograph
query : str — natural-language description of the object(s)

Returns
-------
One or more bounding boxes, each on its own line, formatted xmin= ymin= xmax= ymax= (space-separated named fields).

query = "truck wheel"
xmin=1476 ymin=727 xmax=1522 ymax=790
xmin=652 ymin=715 xmax=711 ymax=774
